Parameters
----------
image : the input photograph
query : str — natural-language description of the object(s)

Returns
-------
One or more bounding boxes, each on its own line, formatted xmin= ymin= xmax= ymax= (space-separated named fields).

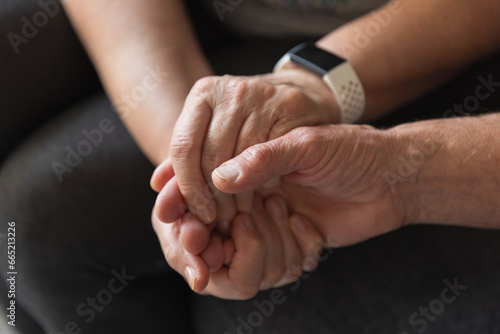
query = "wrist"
xmin=384 ymin=121 xmax=444 ymax=226
xmin=110 ymin=59 xmax=213 ymax=165
xmin=270 ymin=64 xmax=341 ymax=124
xmin=385 ymin=115 xmax=500 ymax=227
xmin=397 ymin=115 xmax=500 ymax=228
xmin=273 ymin=42 xmax=365 ymax=124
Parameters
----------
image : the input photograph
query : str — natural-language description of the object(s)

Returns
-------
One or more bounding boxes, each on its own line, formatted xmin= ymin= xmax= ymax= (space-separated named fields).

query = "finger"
xmin=265 ymin=196 xmax=303 ymax=287
xmin=223 ymin=238 xmax=235 ymax=266
xmin=150 ymin=158 xmax=174 ymax=192
xmin=170 ymin=83 xmax=217 ymax=224
xmin=199 ymin=79 xmax=254 ymax=223
xmin=250 ymin=195 xmax=285 ymax=290
xmin=231 ymin=111 xmax=272 ymax=214
xmin=290 ymin=214 xmax=324 ymax=272
xmin=203 ymin=214 xmax=265 ymax=300
xmin=200 ymin=231 xmax=224 ymax=272
xmin=179 ymin=213 xmax=214 ymax=255
xmin=152 ymin=211 xmax=209 ymax=292
xmin=235 ymin=191 xmax=254 ymax=213
xmin=212 ymin=127 xmax=320 ymax=194
xmin=154 ymin=176 xmax=187 ymax=223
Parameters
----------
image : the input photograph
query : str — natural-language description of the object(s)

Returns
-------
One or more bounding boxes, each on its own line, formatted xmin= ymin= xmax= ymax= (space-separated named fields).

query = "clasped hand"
xmin=151 ymin=69 xmax=409 ymax=299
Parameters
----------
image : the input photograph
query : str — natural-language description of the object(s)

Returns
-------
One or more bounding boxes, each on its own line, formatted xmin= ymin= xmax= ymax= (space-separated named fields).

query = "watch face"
xmin=289 ymin=43 xmax=344 ymax=76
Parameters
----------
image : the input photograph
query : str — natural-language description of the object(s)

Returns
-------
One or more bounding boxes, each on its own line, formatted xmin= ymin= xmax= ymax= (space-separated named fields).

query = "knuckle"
xmin=200 ymin=149 xmax=219 ymax=169
xmin=228 ymin=77 xmax=250 ymax=94
xmin=294 ymin=126 xmax=317 ymax=141
xmin=225 ymin=77 xmax=251 ymax=106
xmin=293 ymin=127 xmax=324 ymax=151
xmin=201 ymin=140 xmax=237 ymax=171
xmin=281 ymin=87 xmax=308 ymax=114
xmin=191 ymin=76 xmax=216 ymax=95
xmin=242 ymin=143 xmax=272 ymax=168
xmin=359 ymin=124 xmax=376 ymax=131
xmin=268 ymin=88 xmax=309 ymax=138
xmin=261 ymin=80 xmax=278 ymax=99
xmin=170 ymin=134 xmax=196 ymax=159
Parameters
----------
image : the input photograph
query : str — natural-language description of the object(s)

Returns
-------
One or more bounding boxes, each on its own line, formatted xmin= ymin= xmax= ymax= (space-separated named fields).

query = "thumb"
xmin=212 ymin=128 xmax=312 ymax=194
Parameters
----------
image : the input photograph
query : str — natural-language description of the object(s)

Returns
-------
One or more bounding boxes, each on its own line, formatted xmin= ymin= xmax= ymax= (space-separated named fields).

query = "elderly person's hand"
xmin=151 ymin=161 xmax=324 ymax=299
xmin=156 ymin=124 xmax=404 ymax=261
xmin=168 ymin=67 xmax=340 ymax=228
xmin=211 ymin=124 xmax=413 ymax=247
xmin=210 ymin=113 xmax=500 ymax=245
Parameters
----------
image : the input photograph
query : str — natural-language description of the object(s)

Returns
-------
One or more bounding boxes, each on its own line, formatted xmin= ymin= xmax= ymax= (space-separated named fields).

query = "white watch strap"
xmin=274 ymin=55 xmax=365 ymax=124
xmin=322 ymin=62 xmax=365 ymax=124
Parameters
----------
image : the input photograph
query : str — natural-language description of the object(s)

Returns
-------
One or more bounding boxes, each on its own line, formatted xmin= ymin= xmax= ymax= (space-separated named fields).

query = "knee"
xmin=0 ymin=96 xmax=154 ymax=241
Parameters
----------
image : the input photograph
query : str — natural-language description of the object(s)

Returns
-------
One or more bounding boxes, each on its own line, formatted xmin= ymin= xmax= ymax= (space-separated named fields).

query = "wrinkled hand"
xmin=168 ymin=68 xmax=339 ymax=228
xmin=211 ymin=124 xmax=413 ymax=247
xmin=151 ymin=161 xmax=324 ymax=299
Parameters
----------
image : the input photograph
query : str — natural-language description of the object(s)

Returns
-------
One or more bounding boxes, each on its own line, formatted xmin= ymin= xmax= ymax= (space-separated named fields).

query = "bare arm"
xmin=64 ymin=0 xmax=213 ymax=164
xmin=317 ymin=0 xmax=500 ymax=121
xmin=394 ymin=113 xmax=500 ymax=228
xmin=206 ymin=112 xmax=499 ymax=249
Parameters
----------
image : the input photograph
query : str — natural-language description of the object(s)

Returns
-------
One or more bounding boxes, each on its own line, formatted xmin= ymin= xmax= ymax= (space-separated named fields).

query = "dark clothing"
xmin=1 ymin=1 xmax=500 ymax=333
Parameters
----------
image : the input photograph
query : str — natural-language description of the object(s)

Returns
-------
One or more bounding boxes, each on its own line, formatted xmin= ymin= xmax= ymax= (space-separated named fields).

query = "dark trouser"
xmin=1 ymin=1 xmax=500 ymax=333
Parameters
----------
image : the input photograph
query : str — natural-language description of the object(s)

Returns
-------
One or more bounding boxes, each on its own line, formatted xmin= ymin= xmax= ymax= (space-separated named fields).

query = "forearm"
xmin=391 ymin=113 xmax=500 ymax=228
xmin=318 ymin=0 xmax=500 ymax=121
xmin=64 ymin=0 xmax=213 ymax=164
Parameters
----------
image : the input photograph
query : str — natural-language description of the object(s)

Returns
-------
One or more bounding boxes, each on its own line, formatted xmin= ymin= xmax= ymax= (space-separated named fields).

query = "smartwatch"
xmin=274 ymin=42 xmax=365 ymax=124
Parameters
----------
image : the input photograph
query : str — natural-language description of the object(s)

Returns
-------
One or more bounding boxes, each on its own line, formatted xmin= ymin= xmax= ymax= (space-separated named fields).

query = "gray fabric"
xmin=1 ymin=1 xmax=500 ymax=333
xmin=0 ymin=97 xmax=192 ymax=333
xmin=0 ymin=0 xmax=99 ymax=164
xmin=199 ymin=0 xmax=388 ymax=38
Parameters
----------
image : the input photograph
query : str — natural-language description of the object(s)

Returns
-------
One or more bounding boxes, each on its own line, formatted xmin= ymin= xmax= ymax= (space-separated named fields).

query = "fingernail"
xmin=214 ymin=163 xmax=240 ymax=183
xmin=185 ymin=267 xmax=197 ymax=290
xmin=303 ymin=259 xmax=317 ymax=272
xmin=242 ymin=215 xmax=255 ymax=230
xmin=268 ymin=199 xmax=286 ymax=220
